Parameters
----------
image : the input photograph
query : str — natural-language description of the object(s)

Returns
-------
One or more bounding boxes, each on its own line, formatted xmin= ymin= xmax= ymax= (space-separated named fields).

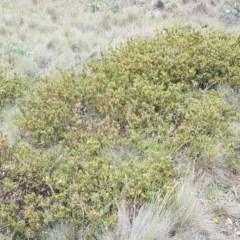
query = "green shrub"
xmin=0 ymin=68 xmax=26 ymax=109
xmin=2 ymin=27 xmax=239 ymax=238
xmin=85 ymin=0 xmax=107 ymax=13
xmin=3 ymin=44 xmax=31 ymax=57
xmin=18 ymin=70 xmax=81 ymax=147
xmin=80 ymin=27 xmax=239 ymax=157
xmin=0 ymin=132 xmax=173 ymax=238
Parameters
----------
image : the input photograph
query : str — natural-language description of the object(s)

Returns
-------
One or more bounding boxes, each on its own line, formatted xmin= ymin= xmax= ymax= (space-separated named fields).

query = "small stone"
xmin=225 ymin=217 xmax=233 ymax=225
xmin=233 ymin=145 xmax=240 ymax=152
xmin=236 ymin=231 xmax=240 ymax=236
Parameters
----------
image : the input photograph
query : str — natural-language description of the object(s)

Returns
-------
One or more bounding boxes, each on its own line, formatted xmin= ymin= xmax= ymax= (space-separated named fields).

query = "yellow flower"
xmin=212 ymin=217 xmax=219 ymax=224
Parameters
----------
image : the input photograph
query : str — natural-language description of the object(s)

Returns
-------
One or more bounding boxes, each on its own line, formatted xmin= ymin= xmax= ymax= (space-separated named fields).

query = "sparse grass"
xmin=42 ymin=222 xmax=76 ymax=240
xmin=0 ymin=105 xmax=20 ymax=145
xmin=0 ymin=0 xmax=158 ymax=76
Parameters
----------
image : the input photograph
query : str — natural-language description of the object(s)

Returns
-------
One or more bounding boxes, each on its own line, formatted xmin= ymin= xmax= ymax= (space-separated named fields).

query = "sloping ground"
xmin=0 ymin=0 xmax=240 ymax=77
xmin=0 ymin=0 xmax=240 ymax=239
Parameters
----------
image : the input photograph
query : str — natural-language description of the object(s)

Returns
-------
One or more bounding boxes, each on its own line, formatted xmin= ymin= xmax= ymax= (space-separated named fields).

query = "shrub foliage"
xmin=0 ymin=27 xmax=239 ymax=238
xmin=0 ymin=68 xmax=26 ymax=109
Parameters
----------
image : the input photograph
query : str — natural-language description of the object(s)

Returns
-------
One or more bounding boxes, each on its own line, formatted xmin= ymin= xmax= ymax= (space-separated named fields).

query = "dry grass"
xmin=0 ymin=0 xmax=157 ymax=76
xmin=0 ymin=105 xmax=20 ymax=145
xmin=98 ymin=177 xmax=222 ymax=240
xmin=42 ymin=222 xmax=77 ymax=240
xmin=1 ymin=0 xmax=240 ymax=76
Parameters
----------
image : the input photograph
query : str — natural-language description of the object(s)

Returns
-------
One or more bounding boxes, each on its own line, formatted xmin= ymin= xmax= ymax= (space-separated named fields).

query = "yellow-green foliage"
xmin=0 ymin=134 xmax=173 ymax=238
xmin=0 ymin=69 xmax=26 ymax=109
xmin=1 ymin=27 xmax=240 ymax=238
xmin=80 ymin=27 xmax=239 ymax=156
xmin=18 ymin=70 xmax=81 ymax=147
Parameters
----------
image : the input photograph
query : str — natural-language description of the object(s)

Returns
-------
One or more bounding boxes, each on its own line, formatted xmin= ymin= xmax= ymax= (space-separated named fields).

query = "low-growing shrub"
xmin=2 ymin=27 xmax=239 ymax=238
xmin=18 ymin=70 xmax=81 ymax=147
xmin=80 ymin=27 xmax=239 ymax=156
xmin=0 ymin=133 xmax=173 ymax=238
xmin=0 ymin=68 xmax=26 ymax=109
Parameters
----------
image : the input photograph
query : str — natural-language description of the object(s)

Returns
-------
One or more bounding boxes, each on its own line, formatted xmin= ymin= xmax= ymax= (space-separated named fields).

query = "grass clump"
xmin=98 ymin=178 xmax=216 ymax=240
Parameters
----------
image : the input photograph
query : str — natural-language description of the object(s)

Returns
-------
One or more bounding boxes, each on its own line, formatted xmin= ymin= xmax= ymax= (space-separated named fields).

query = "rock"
xmin=225 ymin=217 xmax=233 ymax=225
xmin=151 ymin=0 xmax=164 ymax=10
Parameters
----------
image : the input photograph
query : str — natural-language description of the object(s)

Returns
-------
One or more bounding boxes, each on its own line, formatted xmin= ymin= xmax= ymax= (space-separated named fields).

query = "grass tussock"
xmin=97 ymin=178 xmax=219 ymax=240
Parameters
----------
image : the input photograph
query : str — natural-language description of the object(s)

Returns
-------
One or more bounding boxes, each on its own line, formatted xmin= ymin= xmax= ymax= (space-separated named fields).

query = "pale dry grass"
xmin=1 ymin=0 xmax=240 ymax=76
xmin=42 ymin=222 xmax=76 ymax=240
xmin=98 ymin=177 xmax=222 ymax=240
xmin=0 ymin=0 xmax=157 ymax=76
xmin=0 ymin=105 xmax=20 ymax=145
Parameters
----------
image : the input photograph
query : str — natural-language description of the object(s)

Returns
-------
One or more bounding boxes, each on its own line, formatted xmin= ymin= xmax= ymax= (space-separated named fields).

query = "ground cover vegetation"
xmin=0 ymin=26 xmax=240 ymax=239
xmin=1 ymin=0 xmax=240 ymax=239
